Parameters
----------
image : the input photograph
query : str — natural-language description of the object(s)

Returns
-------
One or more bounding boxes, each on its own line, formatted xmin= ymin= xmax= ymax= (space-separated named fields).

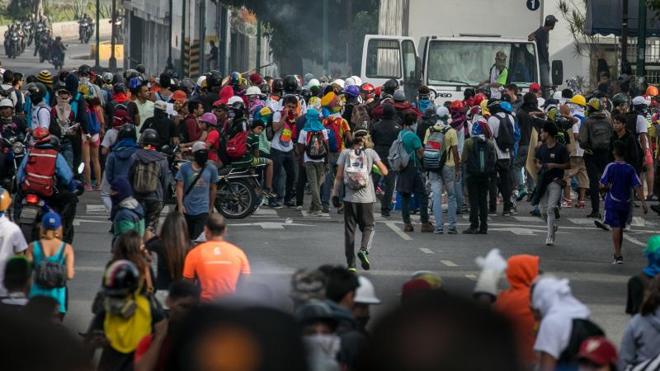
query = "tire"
xmin=215 ymin=179 xmax=256 ymax=219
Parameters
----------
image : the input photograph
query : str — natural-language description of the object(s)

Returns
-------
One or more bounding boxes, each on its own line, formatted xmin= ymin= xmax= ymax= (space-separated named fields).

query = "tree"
xmin=557 ymin=0 xmax=598 ymax=56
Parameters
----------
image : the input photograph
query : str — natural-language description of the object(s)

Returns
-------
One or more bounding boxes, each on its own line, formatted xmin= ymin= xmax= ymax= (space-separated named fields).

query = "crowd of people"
xmin=0 ymin=60 xmax=660 ymax=369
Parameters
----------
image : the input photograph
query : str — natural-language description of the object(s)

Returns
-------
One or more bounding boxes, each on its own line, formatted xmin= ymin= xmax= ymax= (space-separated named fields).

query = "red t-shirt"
xmin=206 ymin=129 xmax=221 ymax=162
xmin=185 ymin=115 xmax=202 ymax=142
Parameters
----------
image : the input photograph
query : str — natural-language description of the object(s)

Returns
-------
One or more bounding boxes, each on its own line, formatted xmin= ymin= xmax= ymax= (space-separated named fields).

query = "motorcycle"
xmin=215 ymin=164 xmax=266 ymax=219
xmin=1 ymin=136 xmax=26 ymax=194
xmin=79 ymin=21 xmax=93 ymax=44
xmin=6 ymin=30 xmax=22 ymax=59
xmin=33 ymin=23 xmax=48 ymax=56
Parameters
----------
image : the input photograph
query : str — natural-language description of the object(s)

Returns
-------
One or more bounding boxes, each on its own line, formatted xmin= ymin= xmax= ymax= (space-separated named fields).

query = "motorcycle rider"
xmin=50 ymin=36 xmax=66 ymax=68
xmin=16 ymin=127 xmax=80 ymax=243
xmin=27 ymin=82 xmax=51 ymax=131
xmin=78 ymin=13 xmax=94 ymax=43
xmin=0 ymin=99 xmax=26 ymax=186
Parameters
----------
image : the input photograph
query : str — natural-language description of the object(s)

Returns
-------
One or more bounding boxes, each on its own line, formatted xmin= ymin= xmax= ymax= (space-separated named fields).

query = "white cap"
xmin=436 ymin=106 xmax=450 ymax=118
xmin=345 ymin=77 xmax=356 ymax=87
xmin=354 ymin=276 xmax=381 ymax=304
xmin=228 ymin=96 xmax=244 ymax=106
xmin=192 ymin=141 xmax=207 ymax=153
xmin=0 ymin=99 xmax=13 ymax=108
xmin=351 ymin=76 xmax=363 ymax=86
xmin=246 ymin=86 xmax=262 ymax=96
xmin=197 ymin=75 xmax=207 ymax=87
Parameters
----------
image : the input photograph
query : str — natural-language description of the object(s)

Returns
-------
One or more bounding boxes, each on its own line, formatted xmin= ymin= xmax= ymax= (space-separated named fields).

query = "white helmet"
xmin=227 ymin=96 xmax=244 ymax=106
xmin=552 ymin=91 xmax=563 ymax=100
xmin=350 ymin=76 xmax=363 ymax=86
xmin=354 ymin=276 xmax=381 ymax=305
xmin=632 ymin=96 xmax=650 ymax=106
xmin=345 ymin=77 xmax=356 ymax=87
xmin=246 ymin=86 xmax=262 ymax=96
xmin=436 ymin=106 xmax=450 ymax=118
xmin=307 ymin=78 xmax=320 ymax=88
xmin=197 ymin=75 xmax=207 ymax=87
xmin=332 ymin=79 xmax=345 ymax=89
xmin=0 ymin=99 xmax=13 ymax=109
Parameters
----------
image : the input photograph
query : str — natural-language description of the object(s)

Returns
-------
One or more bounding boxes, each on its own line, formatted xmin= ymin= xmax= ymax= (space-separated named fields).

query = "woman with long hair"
xmin=620 ymin=274 xmax=660 ymax=369
xmin=27 ymin=211 xmax=75 ymax=320
xmin=111 ymin=231 xmax=153 ymax=293
xmin=146 ymin=211 xmax=190 ymax=291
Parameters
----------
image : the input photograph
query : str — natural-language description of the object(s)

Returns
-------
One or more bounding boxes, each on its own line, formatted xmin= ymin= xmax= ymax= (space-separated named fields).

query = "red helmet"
xmin=360 ymin=83 xmax=375 ymax=94
xmin=33 ymin=127 xmax=51 ymax=143
xmin=473 ymin=93 xmax=486 ymax=106
xmin=373 ymin=86 xmax=382 ymax=98
xmin=450 ymin=100 xmax=465 ymax=112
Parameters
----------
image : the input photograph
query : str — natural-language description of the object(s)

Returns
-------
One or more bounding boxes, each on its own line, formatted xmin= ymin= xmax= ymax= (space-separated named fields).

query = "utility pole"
xmin=256 ymin=21 xmax=262 ymax=73
xmin=94 ymin=0 xmax=100 ymax=69
xmin=322 ymin=0 xmax=328 ymax=75
xmin=636 ymin=0 xmax=647 ymax=78
xmin=346 ymin=0 xmax=352 ymax=74
xmin=109 ymin=0 xmax=117 ymax=71
xmin=166 ymin=0 xmax=174 ymax=72
xmin=622 ymin=0 xmax=629 ymax=73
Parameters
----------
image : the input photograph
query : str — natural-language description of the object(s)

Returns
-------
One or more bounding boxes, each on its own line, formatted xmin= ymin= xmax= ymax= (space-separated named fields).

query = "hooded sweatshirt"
xmin=106 ymin=138 xmax=139 ymax=185
xmin=532 ymin=276 xmax=591 ymax=360
xmin=111 ymin=178 xmax=146 ymax=238
xmin=619 ymin=308 xmax=660 ymax=369
xmin=496 ymin=255 xmax=540 ymax=364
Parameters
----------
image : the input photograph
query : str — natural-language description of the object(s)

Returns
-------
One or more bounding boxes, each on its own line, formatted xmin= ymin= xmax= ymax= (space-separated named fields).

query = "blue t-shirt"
xmin=599 ymin=161 xmax=641 ymax=211
xmin=175 ymin=162 xmax=219 ymax=216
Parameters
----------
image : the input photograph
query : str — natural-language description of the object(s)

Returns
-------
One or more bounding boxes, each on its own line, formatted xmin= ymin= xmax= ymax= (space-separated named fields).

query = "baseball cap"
xmin=529 ymin=82 xmax=542 ymax=93
xmin=154 ymin=101 xmax=167 ymax=111
xmin=192 ymin=141 xmax=207 ymax=153
xmin=41 ymin=211 xmax=62 ymax=230
xmin=545 ymin=15 xmax=558 ymax=25
xmin=578 ymin=337 xmax=618 ymax=367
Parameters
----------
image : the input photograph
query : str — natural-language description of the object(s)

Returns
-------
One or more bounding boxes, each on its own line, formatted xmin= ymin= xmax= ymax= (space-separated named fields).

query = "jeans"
xmin=489 ymin=159 xmax=513 ymax=213
xmin=344 ymin=201 xmax=375 ymax=267
xmin=584 ymin=149 xmax=610 ymax=214
xmin=321 ymin=152 xmax=340 ymax=208
xmin=400 ymin=170 xmax=429 ymax=224
xmin=513 ymin=145 xmax=529 ymax=192
xmin=271 ymin=148 xmax=295 ymax=203
xmin=467 ymin=175 xmax=489 ymax=231
xmin=305 ymin=162 xmax=325 ymax=212
xmin=296 ymin=157 xmax=307 ymax=206
xmin=185 ymin=212 xmax=208 ymax=241
xmin=430 ymin=167 xmax=457 ymax=230
xmin=455 ymin=131 xmax=465 ymax=209
xmin=60 ymin=139 xmax=74 ymax=170
xmin=373 ymin=162 xmax=397 ymax=212
xmin=541 ymin=182 xmax=562 ymax=241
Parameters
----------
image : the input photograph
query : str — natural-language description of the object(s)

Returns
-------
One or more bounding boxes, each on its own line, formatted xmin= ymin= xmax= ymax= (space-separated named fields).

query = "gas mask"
xmin=194 ymin=150 xmax=209 ymax=166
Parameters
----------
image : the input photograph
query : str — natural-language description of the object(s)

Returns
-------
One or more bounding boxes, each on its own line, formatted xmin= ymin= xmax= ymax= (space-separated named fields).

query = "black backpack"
xmin=558 ymin=319 xmax=605 ymax=364
xmin=466 ymin=137 xmax=496 ymax=177
xmin=495 ymin=113 xmax=515 ymax=153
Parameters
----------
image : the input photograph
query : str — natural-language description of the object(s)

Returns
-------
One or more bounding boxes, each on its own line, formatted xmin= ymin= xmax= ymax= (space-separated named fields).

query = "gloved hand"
xmin=474 ymin=248 xmax=508 ymax=298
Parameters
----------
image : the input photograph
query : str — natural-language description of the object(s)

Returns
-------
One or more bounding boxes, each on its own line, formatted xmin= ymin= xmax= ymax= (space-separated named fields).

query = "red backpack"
xmin=226 ymin=131 xmax=248 ymax=159
xmin=22 ymin=148 xmax=58 ymax=197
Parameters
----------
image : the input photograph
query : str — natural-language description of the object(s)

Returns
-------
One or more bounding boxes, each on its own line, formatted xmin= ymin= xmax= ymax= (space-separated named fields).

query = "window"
xmin=402 ymin=40 xmax=417 ymax=80
xmin=366 ymin=39 xmax=401 ymax=79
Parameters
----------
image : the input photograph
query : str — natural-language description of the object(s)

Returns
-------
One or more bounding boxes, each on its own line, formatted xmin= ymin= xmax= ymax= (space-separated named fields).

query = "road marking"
xmin=623 ymin=234 xmax=646 ymax=247
xmin=440 ymin=260 xmax=458 ymax=267
xmin=254 ymin=208 xmax=277 ymax=216
xmin=513 ymin=216 xmax=543 ymax=223
xmin=228 ymin=221 xmax=316 ymax=230
xmin=568 ymin=218 xmax=596 ymax=225
xmin=85 ymin=204 xmax=107 ymax=213
xmin=73 ymin=218 xmax=111 ymax=226
xmin=488 ymin=227 xmax=544 ymax=236
xmin=384 ymin=221 xmax=412 ymax=241
xmin=419 ymin=248 xmax=434 ymax=254
xmin=465 ymin=274 xmax=477 ymax=280
xmin=301 ymin=211 xmax=331 ymax=218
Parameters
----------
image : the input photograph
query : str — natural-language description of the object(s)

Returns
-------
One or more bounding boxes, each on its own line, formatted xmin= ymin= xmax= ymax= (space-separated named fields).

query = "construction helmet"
xmin=0 ymin=187 xmax=12 ymax=213
xmin=646 ymin=85 xmax=659 ymax=97
xmin=587 ymin=97 xmax=602 ymax=112
xmin=568 ymin=94 xmax=587 ymax=107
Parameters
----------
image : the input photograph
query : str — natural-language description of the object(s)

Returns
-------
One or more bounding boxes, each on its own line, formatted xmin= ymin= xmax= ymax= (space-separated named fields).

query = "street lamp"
xmin=94 ymin=0 xmax=100 ymax=69
xmin=109 ymin=0 xmax=117 ymax=71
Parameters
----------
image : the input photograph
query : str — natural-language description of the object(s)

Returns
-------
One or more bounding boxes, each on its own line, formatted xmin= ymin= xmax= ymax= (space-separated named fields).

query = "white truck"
xmin=360 ymin=0 xmax=563 ymax=103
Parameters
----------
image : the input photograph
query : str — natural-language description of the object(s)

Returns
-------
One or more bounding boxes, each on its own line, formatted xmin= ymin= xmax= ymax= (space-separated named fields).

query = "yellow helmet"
xmin=587 ymin=97 xmax=602 ymax=111
xmin=0 ymin=187 xmax=11 ymax=213
xmin=569 ymin=94 xmax=587 ymax=107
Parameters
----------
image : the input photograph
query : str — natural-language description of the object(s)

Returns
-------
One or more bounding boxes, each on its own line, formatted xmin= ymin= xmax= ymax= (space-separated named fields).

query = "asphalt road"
xmin=63 ymin=190 xmax=660 ymax=346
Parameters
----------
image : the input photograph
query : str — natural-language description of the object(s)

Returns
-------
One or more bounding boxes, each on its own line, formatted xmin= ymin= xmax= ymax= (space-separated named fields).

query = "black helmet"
xmin=463 ymin=87 xmax=476 ymax=100
xmin=26 ymin=82 xmax=47 ymax=104
xmin=272 ymin=78 xmax=285 ymax=93
xmin=283 ymin=75 xmax=299 ymax=94
xmin=295 ymin=299 xmax=337 ymax=327
xmin=113 ymin=83 xmax=126 ymax=94
xmin=383 ymin=79 xmax=399 ymax=95
xmin=78 ymin=64 xmax=92 ymax=76
xmin=102 ymin=260 xmax=140 ymax=298
xmin=140 ymin=128 xmax=160 ymax=147
xmin=206 ymin=70 xmax=223 ymax=88
xmin=136 ymin=64 xmax=146 ymax=74
xmin=117 ymin=124 xmax=137 ymax=141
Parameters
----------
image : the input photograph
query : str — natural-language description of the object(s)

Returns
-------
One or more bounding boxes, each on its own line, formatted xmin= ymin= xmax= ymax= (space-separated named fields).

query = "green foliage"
xmin=557 ymin=0 xmax=598 ymax=56
xmin=0 ymin=0 xmax=111 ymax=25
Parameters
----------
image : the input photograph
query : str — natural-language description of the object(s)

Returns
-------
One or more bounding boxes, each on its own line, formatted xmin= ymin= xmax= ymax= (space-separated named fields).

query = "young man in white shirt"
xmin=0 ymin=188 xmax=28 ymax=297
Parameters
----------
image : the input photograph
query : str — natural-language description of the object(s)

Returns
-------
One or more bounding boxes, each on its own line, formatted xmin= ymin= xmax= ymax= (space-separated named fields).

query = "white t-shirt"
xmin=0 ymin=216 xmax=28 ymax=296
xmin=101 ymin=128 xmax=118 ymax=149
xmin=297 ymin=128 xmax=329 ymax=163
xmin=572 ymin=122 xmax=584 ymax=157
xmin=487 ymin=113 xmax=511 ymax=160
xmin=636 ymin=114 xmax=649 ymax=135
xmin=31 ymin=104 xmax=51 ymax=130
xmin=270 ymin=111 xmax=295 ymax=153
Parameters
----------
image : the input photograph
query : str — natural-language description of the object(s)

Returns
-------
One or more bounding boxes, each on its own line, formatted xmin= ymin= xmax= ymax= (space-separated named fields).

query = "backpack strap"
xmin=55 ymin=242 xmax=66 ymax=263
xmin=184 ymin=165 xmax=206 ymax=198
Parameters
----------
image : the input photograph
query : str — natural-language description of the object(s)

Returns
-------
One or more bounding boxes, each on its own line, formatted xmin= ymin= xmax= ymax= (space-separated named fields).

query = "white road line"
xmin=623 ymin=234 xmax=647 ymax=247
xmin=465 ymin=274 xmax=477 ymax=280
xmin=513 ymin=216 xmax=543 ymax=223
xmin=440 ymin=260 xmax=458 ymax=267
xmin=419 ymin=248 xmax=434 ymax=254
xmin=384 ymin=221 xmax=412 ymax=241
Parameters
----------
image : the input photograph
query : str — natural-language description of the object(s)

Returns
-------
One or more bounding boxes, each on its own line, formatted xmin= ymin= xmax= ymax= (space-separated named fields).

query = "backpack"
xmin=388 ymin=131 xmax=412 ymax=171
xmin=423 ymin=126 xmax=450 ymax=171
xmin=579 ymin=117 xmax=612 ymax=151
xmin=350 ymin=104 xmax=371 ymax=130
xmin=324 ymin=116 xmax=346 ymax=153
xmin=344 ymin=149 xmax=370 ymax=190
xmin=305 ymin=130 xmax=328 ymax=160
xmin=226 ymin=130 xmax=249 ymax=159
xmin=86 ymin=108 xmax=101 ymax=135
xmin=495 ymin=113 xmax=515 ymax=153
xmin=132 ymin=158 xmax=161 ymax=194
xmin=558 ymin=319 xmax=605 ymax=364
xmin=34 ymin=241 xmax=67 ymax=289
xmin=466 ymin=137 xmax=496 ymax=177
xmin=21 ymin=147 xmax=58 ymax=197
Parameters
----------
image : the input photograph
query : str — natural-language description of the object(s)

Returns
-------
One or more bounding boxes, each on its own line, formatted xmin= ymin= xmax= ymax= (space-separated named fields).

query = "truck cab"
xmin=361 ymin=34 xmax=543 ymax=105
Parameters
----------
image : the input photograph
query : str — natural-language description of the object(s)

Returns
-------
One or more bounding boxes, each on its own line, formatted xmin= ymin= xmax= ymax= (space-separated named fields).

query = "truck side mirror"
xmin=551 ymin=60 xmax=563 ymax=86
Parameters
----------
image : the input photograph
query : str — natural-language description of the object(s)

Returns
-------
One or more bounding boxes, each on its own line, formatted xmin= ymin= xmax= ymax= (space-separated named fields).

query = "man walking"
xmin=370 ymin=104 xmax=401 ymax=217
xmin=487 ymin=101 xmax=516 ymax=216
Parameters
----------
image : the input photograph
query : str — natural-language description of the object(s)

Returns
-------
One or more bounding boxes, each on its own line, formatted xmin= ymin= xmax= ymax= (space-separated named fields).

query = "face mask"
xmin=80 ymin=77 xmax=90 ymax=85
xmin=304 ymin=334 xmax=341 ymax=356
xmin=194 ymin=150 xmax=209 ymax=166
xmin=57 ymin=96 xmax=70 ymax=106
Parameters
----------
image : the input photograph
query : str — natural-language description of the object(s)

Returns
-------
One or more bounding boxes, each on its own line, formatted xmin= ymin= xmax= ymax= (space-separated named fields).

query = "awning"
xmin=585 ymin=0 xmax=660 ymax=37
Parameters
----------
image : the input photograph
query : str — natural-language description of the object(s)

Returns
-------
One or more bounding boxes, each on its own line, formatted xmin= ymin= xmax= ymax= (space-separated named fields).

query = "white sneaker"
xmin=545 ymin=236 xmax=554 ymax=246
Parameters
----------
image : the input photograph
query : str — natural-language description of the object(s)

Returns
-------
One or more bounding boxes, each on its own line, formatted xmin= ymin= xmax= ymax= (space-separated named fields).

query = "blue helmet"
xmin=344 ymin=85 xmax=360 ymax=98
xmin=499 ymin=101 xmax=513 ymax=113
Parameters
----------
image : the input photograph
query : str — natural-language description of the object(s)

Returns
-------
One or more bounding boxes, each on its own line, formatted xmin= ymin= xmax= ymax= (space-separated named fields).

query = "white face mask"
xmin=304 ymin=334 xmax=341 ymax=357
xmin=79 ymin=77 xmax=90 ymax=85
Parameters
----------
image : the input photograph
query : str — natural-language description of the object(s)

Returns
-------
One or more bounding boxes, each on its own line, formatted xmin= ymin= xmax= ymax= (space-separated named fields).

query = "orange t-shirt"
xmin=182 ymin=240 xmax=251 ymax=301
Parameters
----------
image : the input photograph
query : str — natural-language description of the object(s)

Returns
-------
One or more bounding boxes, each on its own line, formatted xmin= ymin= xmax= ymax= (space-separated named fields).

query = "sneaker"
xmin=530 ymin=208 xmax=541 ymax=217
xmin=561 ymin=198 xmax=573 ymax=208
xmin=447 ymin=227 xmax=458 ymax=235
xmin=478 ymin=229 xmax=488 ymax=234
xmin=612 ymin=255 xmax=624 ymax=265
xmin=545 ymin=236 xmax=554 ymax=246
xmin=285 ymin=200 xmax=296 ymax=208
xmin=516 ymin=190 xmax=528 ymax=202
xmin=322 ymin=205 xmax=330 ymax=213
xmin=463 ymin=228 xmax=479 ymax=234
xmin=502 ymin=211 xmax=513 ymax=217
xmin=576 ymin=200 xmax=586 ymax=209
xmin=309 ymin=210 xmax=323 ymax=217
xmin=421 ymin=222 xmax=434 ymax=233
xmin=594 ymin=220 xmax=610 ymax=231
xmin=296 ymin=205 xmax=304 ymax=211
xmin=381 ymin=209 xmax=391 ymax=217
xmin=403 ymin=224 xmax=414 ymax=232
xmin=348 ymin=267 xmax=357 ymax=273
xmin=586 ymin=211 xmax=602 ymax=219
xmin=488 ymin=209 xmax=498 ymax=216
xmin=433 ymin=228 xmax=444 ymax=235
xmin=357 ymin=250 xmax=370 ymax=270
xmin=269 ymin=201 xmax=283 ymax=209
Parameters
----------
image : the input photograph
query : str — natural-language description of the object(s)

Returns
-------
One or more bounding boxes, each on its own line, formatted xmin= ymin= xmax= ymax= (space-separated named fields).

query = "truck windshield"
xmin=426 ymin=40 xmax=537 ymax=87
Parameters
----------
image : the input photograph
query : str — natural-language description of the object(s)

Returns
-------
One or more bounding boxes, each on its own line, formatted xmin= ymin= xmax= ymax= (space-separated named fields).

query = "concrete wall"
xmin=0 ymin=19 xmax=112 ymax=44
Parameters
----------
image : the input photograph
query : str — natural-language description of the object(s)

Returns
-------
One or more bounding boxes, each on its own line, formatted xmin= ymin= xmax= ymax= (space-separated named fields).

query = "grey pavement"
xmin=64 ymin=190 xmax=660 ymax=345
